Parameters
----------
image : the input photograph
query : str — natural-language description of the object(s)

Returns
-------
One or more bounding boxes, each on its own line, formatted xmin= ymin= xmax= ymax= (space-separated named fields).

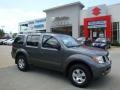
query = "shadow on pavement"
xmin=88 ymin=75 xmax=113 ymax=89
xmin=26 ymin=66 xmax=114 ymax=89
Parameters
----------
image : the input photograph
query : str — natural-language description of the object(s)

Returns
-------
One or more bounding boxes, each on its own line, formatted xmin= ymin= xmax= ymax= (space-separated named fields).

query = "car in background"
xmin=92 ymin=38 xmax=111 ymax=49
xmin=0 ymin=39 xmax=7 ymax=45
xmin=0 ymin=39 xmax=3 ymax=45
xmin=77 ymin=37 xmax=86 ymax=45
xmin=6 ymin=39 xmax=14 ymax=45
xmin=2 ymin=39 xmax=8 ymax=45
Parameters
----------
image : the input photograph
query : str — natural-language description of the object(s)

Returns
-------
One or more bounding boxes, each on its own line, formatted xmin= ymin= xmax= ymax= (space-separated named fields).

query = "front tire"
xmin=68 ymin=64 xmax=92 ymax=88
xmin=16 ymin=55 xmax=29 ymax=71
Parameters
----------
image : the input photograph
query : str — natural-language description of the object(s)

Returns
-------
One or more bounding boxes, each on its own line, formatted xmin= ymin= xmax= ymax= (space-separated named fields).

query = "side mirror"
xmin=57 ymin=45 xmax=61 ymax=50
xmin=52 ymin=44 xmax=61 ymax=50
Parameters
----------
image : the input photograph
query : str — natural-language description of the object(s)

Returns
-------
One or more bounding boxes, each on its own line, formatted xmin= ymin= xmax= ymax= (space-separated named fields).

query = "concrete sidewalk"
xmin=0 ymin=46 xmax=14 ymax=68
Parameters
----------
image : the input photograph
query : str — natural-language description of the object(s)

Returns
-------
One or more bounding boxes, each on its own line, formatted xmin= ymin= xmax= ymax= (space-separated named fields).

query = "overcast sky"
xmin=0 ymin=0 xmax=120 ymax=33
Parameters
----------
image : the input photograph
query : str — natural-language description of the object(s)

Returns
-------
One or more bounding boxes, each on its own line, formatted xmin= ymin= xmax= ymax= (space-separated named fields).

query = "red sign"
xmin=92 ymin=7 xmax=101 ymax=16
xmin=84 ymin=15 xmax=112 ymax=41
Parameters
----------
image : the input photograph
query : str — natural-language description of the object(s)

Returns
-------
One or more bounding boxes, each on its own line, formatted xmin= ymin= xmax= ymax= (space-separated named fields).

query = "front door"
xmin=39 ymin=35 xmax=63 ymax=70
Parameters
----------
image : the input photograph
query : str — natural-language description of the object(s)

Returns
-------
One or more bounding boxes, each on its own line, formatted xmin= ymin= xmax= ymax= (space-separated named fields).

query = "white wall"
xmin=80 ymin=10 xmax=87 ymax=25
xmin=108 ymin=3 xmax=120 ymax=43
xmin=45 ymin=4 xmax=83 ymax=38
xmin=108 ymin=3 xmax=120 ymax=22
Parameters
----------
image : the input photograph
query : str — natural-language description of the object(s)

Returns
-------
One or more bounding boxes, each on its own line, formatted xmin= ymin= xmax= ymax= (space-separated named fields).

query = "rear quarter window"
xmin=26 ymin=35 xmax=40 ymax=47
xmin=13 ymin=35 xmax=25 ymax=45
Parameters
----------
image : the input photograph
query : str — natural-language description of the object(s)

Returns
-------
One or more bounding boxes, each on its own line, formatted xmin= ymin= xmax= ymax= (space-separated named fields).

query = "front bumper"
xmin=92 ymin=60 xmax=111 ymax=78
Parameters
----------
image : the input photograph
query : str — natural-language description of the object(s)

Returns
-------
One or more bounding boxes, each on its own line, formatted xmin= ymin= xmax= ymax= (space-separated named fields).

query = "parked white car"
xmin=3 ymin=39 xmax=8 ymax=45
xmin=77 ymin=37 xmax=86 ymax=45
xmin=6 ymin=39 xmax=14 ymax=45
xmin=0 ymin=39 xmax=7 ymax=45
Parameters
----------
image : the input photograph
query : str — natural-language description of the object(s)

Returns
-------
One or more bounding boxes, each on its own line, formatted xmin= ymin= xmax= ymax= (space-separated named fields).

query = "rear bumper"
xmin=93 ymin=45 xmax=106 ymax=49
xmin=92 ymin=60 xmax=112 ymax=78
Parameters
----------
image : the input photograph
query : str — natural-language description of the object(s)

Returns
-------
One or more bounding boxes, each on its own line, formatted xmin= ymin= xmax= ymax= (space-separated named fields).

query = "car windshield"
xmin=77 ymin=37 xmax=85 ymax=41
xmin=95 ymin=38 xmax=106 ymax=43
xmin=57 ymin=35 xmax=80 ymax=48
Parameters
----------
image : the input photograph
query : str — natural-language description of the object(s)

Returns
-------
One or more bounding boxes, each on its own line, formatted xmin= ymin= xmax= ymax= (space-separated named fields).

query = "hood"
xmin=69 ymin=45 xmax=108 ymax=56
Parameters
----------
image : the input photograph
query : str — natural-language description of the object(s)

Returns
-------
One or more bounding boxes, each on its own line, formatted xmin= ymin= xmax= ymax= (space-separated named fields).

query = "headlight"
xmin=92 ymin=56 xmax=104 ymax=64
xmin=108 ymin=54 xmax=110 ymax=59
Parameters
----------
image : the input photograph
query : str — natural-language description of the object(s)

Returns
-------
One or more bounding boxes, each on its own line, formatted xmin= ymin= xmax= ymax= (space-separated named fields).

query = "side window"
xmin=26 ymin=36 xmax=32 ymax=46
xmin=14 ymin=35 xmax=24 ymax=45
xmin=42 ymin=35 xmax=59 ymax=48
xmin=42 ymin=35 xmax=52 ymax=44
xmin=26 ymin=35 xmax=40 ymax=47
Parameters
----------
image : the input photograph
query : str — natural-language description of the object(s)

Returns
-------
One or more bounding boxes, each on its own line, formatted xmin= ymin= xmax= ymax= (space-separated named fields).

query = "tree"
xmin=0 ymin=29 xmax=5 ymax=38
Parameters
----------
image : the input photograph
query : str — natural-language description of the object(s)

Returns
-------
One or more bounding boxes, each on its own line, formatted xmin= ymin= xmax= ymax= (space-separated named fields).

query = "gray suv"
xmin=11 ymin=33 xmax=111 ymax=87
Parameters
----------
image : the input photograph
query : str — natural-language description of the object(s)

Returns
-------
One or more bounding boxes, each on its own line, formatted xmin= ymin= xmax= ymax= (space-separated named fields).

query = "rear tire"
xmin=68 ymin=64 xmax=92 ymax=88
xmin=16 ymin=55 xmax=29 ymax=71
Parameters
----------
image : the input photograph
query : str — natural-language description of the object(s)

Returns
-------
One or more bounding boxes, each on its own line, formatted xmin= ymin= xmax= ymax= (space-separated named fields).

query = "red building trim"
xmin=84 ymin=15 xmax=112 ymax=40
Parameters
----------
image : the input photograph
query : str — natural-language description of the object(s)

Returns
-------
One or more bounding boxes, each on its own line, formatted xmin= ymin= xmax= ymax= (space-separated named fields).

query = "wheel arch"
xmin=15 ymin=52 xmax=27 ymax=64
xmin=65 ymin=60 xmax=93 ymax=78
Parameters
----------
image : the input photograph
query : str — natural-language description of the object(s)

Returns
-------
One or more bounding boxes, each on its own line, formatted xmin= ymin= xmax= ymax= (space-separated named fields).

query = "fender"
xmin=15 ymin=48 xmax=30 ymax=64
xmin=62 ymin=54 xmax=95 ymax=73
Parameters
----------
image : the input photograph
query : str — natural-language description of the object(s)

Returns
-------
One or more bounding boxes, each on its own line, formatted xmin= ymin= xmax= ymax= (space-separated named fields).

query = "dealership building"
xmin=19 ymin=18 xmax=46 ymax=33
xmin=19 ymin=2 xmax=120 ymax=43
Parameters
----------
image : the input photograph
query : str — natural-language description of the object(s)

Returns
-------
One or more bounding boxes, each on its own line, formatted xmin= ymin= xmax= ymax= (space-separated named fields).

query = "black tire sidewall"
xmin=68 ymin=64 xmax=91 ymax=87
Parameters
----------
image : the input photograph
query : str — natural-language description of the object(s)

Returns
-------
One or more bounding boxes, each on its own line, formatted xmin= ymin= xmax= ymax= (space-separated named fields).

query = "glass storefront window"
xmin=80 ymin=25 xmax=84 ymax=37
xmin=112 ymin=22 xmax=119 ymax=43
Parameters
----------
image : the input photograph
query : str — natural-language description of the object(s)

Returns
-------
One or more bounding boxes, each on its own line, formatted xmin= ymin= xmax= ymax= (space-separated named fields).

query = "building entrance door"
xmin=90 ymin=28 xmax=105 ymax=41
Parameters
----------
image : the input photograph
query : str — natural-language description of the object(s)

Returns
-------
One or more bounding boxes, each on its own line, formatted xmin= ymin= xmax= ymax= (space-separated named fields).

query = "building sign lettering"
xmin=88 ymin=20 xmax=106 ymax=28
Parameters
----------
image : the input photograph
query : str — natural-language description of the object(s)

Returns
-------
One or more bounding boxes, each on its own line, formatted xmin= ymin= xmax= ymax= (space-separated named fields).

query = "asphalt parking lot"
xmin=0 ymin=45 xmax=120 ymax=90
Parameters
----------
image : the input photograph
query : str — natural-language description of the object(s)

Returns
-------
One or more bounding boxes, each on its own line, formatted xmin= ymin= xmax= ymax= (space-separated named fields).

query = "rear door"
xmin=25 ymin=35 xmax=41 ymax=65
